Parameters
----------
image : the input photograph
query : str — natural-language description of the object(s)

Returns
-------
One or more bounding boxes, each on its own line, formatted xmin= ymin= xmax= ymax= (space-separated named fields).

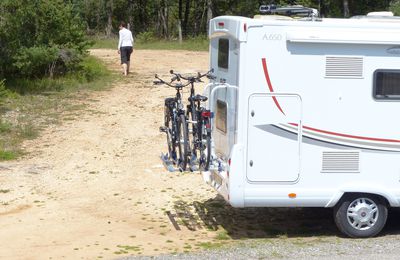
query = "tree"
xmin=390 ymin=0 xmax=400 ymax=15
xmin=0 ymin=0 xmax=90 ymax=79
xmin=105 ymin=0 xmax=114 ymax=37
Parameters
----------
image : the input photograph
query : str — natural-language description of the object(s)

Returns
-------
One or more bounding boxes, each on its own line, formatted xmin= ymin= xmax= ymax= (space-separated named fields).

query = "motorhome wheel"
xmin=333 ymin=194 xmax=388 ymax=238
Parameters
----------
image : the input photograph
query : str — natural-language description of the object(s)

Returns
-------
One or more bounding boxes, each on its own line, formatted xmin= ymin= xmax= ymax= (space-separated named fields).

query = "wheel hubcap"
xmin=347 ymin=198 xmax=379 ymax=230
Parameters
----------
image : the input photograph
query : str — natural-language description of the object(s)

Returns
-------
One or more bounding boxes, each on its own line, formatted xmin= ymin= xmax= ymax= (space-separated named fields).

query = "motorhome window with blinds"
xmin=218 ymin=39 xmax=229 ymax=69
xmin=374 ymin=70 xmax=400 ymax=99
xmin=216 ymin=100 xmax=227 ymax=133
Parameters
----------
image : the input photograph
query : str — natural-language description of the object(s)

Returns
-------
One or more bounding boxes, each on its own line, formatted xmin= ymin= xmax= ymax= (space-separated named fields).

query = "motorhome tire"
xmin=177 ymin=114 xmax=190 ymax=171
xmin=333 ymin=194 xmax=388 ymax=238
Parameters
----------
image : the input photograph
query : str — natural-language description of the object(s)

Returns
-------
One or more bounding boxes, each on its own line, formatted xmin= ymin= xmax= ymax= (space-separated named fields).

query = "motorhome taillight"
xmin=202 ymin=111 xmax=211 ymax=118
xmin=244 ymin=23 xmax=247 ymax=32
xmin=228 ymin=158 xmax=231 ymax=166
xmin=218 ymin=22 xmax=225 ymax=27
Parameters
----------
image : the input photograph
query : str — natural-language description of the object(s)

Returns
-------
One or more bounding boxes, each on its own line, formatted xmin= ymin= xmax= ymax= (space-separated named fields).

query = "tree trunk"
xmin=319 ymin=0 xmax=325 ymax=17
xmin=158 ymin=0 xmax=169 ymax=39
xmin=178 ymin=0 xmax=183 ymax=43
xmin=127 ymin=0 xmax=134 ymax=31
xmin=183 ymin=0 xmax=190 ymax=36
xmin=206 ymin=0 xmax=213 ymax=34
xmin=199 ymin=0 xmax=208 ymax=35
xmin=163 ymin=3 xmax=169 ymax=39
xmin=343 ymin=0 xmax=350 ymax=17
xmin=105 ymin=0 xmax=113 ymax=37
xmin=178 ymin=20 xmax=182 ymax=44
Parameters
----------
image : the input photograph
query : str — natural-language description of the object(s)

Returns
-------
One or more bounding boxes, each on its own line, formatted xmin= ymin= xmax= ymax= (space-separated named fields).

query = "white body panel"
xmin=205 ymin=15 xmax=400 ymax=208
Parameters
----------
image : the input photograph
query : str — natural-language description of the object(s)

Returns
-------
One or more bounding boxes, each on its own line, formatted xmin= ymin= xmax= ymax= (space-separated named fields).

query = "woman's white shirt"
xmin=118 ymin=28 xmax=134 ymax=49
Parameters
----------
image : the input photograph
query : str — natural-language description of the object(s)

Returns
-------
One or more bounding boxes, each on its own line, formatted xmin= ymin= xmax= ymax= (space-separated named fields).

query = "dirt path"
xmin=0 ymin=49 xmax=217 ymax=259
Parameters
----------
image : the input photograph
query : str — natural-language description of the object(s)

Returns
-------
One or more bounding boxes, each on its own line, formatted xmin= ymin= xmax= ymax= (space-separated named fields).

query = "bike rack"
xmin=159 ymin=82 xmax=238 ymax=173
xmin=203 ymin=83 xmax=239 ymax=171
xmin=160 ymin=153 xmax=178 ymax=172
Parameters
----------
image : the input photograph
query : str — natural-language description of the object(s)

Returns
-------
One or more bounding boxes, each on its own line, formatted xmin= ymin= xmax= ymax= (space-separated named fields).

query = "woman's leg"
xmin=122 ymin=63 xmax=128 ymax=76
xmin=120 ymin=47 xmax=129 ymax=76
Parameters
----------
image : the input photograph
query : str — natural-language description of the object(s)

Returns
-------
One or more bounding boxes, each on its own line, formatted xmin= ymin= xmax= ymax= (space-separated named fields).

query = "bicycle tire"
xmin=164 ymin=106 xmax=176 ymax=161
xmin=199 ymin=129 xmax=211 ymax=171
xmin=177 ymin=114 xmax=190 ymax=171
xmin=186 ymin=108 xmax=197 ymax=161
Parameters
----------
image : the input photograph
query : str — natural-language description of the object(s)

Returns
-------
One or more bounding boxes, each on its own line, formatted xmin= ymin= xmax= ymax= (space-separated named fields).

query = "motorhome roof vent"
xmin=325 ymin=56 xmax=364 ymax=79
xmin=351 ymin=12 xmax=400 ymax=21
xmin=367 ymin=11 xmax=394 ymax=17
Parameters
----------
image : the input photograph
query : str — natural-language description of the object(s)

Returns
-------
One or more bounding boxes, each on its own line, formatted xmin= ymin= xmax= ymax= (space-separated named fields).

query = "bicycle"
xmin=169 ymin=69 xmax=215 ymax=171
xmin=154 ymin=73 xmax=191 ymax=171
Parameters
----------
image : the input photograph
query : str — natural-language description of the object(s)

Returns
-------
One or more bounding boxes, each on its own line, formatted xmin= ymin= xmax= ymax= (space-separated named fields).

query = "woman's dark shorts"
xmin=120 ymin=46 xmax=133 ymax=64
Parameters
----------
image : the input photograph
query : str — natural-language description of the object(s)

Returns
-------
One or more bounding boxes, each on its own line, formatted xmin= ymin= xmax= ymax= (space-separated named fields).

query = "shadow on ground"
xmin=172 ymin=195 xmax=400 ymax=239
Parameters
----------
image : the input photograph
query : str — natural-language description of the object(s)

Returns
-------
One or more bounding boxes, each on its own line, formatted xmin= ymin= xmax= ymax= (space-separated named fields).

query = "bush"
xmin=13 ymin=46 xmax=59 ymax=78
xmin=0 ymin=80 xmax=8 ymax=99
xmin=390 ymin=0 xmax=400 ymax=15
xmin=0 ymin=79 xmax=15 ymax=101
xmin=75 ymin=56 xmax=110 ymax=82
xmin=0 ymin=0 xmax=90 ymax=80
xmin=136 ymin=31 xmax=156 ymax=44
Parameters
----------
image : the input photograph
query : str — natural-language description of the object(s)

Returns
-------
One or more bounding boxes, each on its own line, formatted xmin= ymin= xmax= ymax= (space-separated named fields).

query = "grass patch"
xmin=91 ymin=36 xmax=209 ymax=52
xmin=0 ymin=150 xmax=17 ymax=160
xmin=196 ymin=241 xmax=224 ymax=250
xmin=215 ymin=230 xmax=230 ymax=240
xmin=0 ymin=189 xmax=10 ymax=193
xmin=0 ymin=56 xmax=114 ymax=161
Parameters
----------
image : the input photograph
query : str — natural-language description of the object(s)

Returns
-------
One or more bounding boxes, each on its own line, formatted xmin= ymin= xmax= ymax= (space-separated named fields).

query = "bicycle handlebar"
xmin=169 ymin=69 xmax=215 ymax=83
xmin=154 ymin=74 xmax=191 ymax=88
xmin=154 ymin=69 xmax=216 ymax=88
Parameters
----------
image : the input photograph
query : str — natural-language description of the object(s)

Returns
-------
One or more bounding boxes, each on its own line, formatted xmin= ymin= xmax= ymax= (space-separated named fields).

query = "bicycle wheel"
xmin=186 ymin=108 xmax=197 ymax=162
xmin=164 ymin=106 xmax=176 ymax=161
xmin=199 ymin=119 xmax=212 ymax=171
xmin=177 ymin=114 xmax=190 ymax=171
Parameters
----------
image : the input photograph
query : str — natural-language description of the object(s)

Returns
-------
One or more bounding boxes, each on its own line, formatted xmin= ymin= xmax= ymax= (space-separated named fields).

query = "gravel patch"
xmin=120 ymin=208 xmax=400 ymax=260
xmin=120 ymin=235 xmax=400 ymax=260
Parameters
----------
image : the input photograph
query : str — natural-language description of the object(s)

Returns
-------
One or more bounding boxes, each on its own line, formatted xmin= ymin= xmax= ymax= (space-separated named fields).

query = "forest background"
xmin=1 ymin=0 xmax=400 ymax=80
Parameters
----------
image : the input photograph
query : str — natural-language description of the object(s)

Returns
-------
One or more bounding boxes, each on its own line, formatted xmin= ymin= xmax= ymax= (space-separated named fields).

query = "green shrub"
xmin=0 ymin=120 xmax=12 ymax=134
xmin=0 ymin=79 xmax=16 ymax=102
xmin=77 ymin=56 xmax=110 ymax=82
xmin=0 ymin=80 xmax=8 ymax=99
xmin=0 ymin=150 xmax=17 ymax=161
xmin=390 ymin=0 xmax=400 ymax=15
xmin=13 ymin=46 xmax=59 ymax=78
xmin=0 ymin=0 xmax=90 ymax=79
xmin=136 ymin=31 xmax=156 ymax=44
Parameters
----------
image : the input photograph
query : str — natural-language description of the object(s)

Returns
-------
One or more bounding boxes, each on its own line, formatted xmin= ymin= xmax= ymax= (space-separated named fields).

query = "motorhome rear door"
xmin=247 ymin=94 xmax=302 ymax=182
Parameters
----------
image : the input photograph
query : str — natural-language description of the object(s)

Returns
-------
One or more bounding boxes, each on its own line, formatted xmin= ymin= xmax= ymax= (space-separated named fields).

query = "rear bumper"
xmin=202 ymin=169 xmax=229 ymax=201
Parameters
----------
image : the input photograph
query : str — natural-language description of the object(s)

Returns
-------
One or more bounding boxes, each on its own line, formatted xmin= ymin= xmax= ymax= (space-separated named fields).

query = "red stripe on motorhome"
xmin=289 ymin=123 xmax=400 ymax=143
xmin=261 ymin=58 xmax=286 ymax=115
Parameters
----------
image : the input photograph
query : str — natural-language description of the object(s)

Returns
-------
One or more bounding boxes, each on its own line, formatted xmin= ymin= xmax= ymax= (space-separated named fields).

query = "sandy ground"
xmin=0 ymin=49 xmax=218 ymax=259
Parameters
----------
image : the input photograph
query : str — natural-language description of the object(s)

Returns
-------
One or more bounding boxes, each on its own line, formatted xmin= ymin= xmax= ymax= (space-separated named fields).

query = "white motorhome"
xmin=204 ymin=9 xmax=400 ymax=237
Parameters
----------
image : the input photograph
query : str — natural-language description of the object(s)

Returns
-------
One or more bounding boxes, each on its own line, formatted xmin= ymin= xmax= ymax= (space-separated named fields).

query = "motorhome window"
xmin=218 ymin=39 xmax=229 ymax=69
xmin=216 ymin=100 xmax=227 ymax=133
xmin=374 ymin=70 xmax=400 ymax=99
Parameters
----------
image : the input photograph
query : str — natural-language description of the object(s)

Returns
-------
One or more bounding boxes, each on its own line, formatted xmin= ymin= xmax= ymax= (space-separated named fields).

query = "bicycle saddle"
xmin=189 ymin=94 xmax=208 ymax=102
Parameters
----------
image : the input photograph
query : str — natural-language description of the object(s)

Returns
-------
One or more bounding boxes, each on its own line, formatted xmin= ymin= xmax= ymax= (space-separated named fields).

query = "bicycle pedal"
xmin=159 ymin=126 xmax=167 ymax=133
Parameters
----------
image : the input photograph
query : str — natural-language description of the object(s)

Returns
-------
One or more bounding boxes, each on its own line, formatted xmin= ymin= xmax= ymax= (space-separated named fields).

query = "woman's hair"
xmin=119 ymin=21 xmax=126 ymax=28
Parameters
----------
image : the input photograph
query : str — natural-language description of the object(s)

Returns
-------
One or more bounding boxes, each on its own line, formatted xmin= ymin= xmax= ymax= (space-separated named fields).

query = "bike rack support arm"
xmin=208 ymin=83 xmax=239 ymax=110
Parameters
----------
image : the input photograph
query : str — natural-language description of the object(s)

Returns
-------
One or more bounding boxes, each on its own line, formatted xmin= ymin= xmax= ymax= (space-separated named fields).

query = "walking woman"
xmin=117 ymin=22 xmax=134 ymax=76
